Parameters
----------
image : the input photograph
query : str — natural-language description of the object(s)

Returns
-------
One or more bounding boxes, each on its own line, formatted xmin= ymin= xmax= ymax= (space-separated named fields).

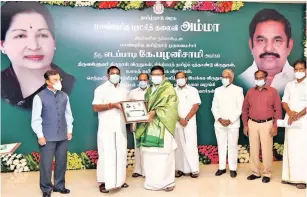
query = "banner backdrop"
xmin=0 ymin=2 xmax=305 ymax=170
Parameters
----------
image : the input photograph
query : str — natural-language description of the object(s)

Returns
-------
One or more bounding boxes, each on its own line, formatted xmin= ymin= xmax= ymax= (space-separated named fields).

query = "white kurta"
xmin=128 ymin=87 xmax=148 ymax=176
xmin=141 ymin=84 xmax=177 ymax=190
xmin=211 ymin=84 xmax=244 ymax=171
xmin=281 ymin=78 xmax=307 ymax=184
xmin=92 ymin=80 xmax=128 ymax=190
xmin=175 ymin=85 xmax=201 ymax=174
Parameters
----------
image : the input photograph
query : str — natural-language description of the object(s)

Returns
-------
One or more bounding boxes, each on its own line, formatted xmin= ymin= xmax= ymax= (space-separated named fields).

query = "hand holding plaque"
xmin=121 ymin=100 xmax=149 ymax=123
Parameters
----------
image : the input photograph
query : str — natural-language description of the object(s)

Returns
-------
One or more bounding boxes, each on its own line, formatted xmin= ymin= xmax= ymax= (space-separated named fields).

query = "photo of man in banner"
xmin=237 ymin=8 xmax=295 ymax=94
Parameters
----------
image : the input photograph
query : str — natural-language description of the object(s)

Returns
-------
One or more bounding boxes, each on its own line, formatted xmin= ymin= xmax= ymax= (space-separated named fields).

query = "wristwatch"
xmin=185 ymin=118 xmax=190 ymax=122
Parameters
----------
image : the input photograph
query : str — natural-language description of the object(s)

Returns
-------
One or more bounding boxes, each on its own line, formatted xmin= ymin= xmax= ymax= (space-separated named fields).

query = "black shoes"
xmin=247 ymin=174 xmax=261 ymax=180
xmin=262 ymin=176 xmax=270 ymax=183
xmin=247 ymin=174 xmax=270 ymax=183
xmin=175 ymin=171 xmax=184 ymax=178
xmin=132 ymin=173 xmax=142 ymax=178
xmin=215 ymin=169 xmax=226 ymax=176
xmin=53 ymin=188 xmax=70 ymax=194
xmin=42 ymin=192 xmax=51 ymax=197
xmin=230 ymin=170 xmax=237 ymax=178
xmin=121 ymin=183 xmax=129 ymax=188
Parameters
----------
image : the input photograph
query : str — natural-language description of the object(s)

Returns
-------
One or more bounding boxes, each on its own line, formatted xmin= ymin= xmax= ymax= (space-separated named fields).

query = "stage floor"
xmin=1 ymin=161 xmax=305 ymax=197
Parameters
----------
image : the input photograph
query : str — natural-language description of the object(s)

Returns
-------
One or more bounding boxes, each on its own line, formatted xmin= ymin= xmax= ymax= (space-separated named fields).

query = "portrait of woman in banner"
xmin=0 ymin=1 xmax=75 ymax=109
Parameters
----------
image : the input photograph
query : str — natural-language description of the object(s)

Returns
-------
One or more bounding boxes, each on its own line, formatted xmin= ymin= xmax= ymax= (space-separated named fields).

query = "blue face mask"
xmin=139 ymin=81 xmax=148 ymax=89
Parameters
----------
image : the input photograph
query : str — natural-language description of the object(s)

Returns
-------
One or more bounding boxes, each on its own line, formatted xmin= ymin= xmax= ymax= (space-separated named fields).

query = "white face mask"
xmin=176 ymin=78 xmax=186 ymax=87
xmin=109 ymin=74 xmax=120 ymax=84
xmin=255 ymin=79 xmax=266 ymax=87
xmin=151 ymin=76 xmax=163 ymax=85
xmin=221 ymin=78 xmax=230 ymax=87
xmin=53 ymin=82 xmax=62 ymax=91
xmin=139 ymin=81 xmax=148 ymax=89
xmin=295 ymin=72 xmax=306 ymax=79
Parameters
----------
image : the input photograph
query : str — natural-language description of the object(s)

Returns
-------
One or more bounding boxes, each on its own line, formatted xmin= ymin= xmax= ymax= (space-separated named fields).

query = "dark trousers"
xmin=39 ymin=140 xmax=68 ymax=193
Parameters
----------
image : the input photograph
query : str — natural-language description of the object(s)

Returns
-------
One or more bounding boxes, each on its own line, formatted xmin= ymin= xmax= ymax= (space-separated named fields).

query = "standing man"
xmin=242 ymin=70 xmax=282 ymax=183
xmin=135 ymin=65 xmax=178 ymax=192
xmin=174 ymin=71 xmax=201 ymax=178
xmin=31 ymin=70 xmax=73 ymax=197
xmin=92 ymin=66 xmax=129 ymax=193
xmin=128 ymin=73 xmax=149 ymax=178
xmin=281 ymin=59 xmax=307 ymax=189
xmin=237 ymin=9 xmax=294 ymax=94
xmin=211 ymin=69 xmax=244 ymax=178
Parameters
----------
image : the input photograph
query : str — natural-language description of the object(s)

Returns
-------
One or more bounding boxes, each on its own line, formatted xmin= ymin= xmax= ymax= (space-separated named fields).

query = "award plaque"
xmin=121 ymin=100 xmax=149 ymax=123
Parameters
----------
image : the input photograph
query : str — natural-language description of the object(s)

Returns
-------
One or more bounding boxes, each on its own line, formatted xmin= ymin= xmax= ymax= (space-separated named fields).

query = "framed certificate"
xmin=0 ymin=143 xmax=21 ymax=155
xmin=121 ymin=100 xmax=149 ymax=123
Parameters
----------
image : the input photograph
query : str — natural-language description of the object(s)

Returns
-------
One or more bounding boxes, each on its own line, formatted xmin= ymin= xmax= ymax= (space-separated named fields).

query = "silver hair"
xmin=222 ymin=69 xmax=234 ymax=80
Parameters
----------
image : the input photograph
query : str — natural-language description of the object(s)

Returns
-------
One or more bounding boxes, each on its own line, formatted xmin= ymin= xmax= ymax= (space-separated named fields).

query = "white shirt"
xmin=211 ymin=84 xmax=244 ymax=128
xmin=128 ymin=87 xmax=148 ymax=100
xmin=282 ymin=78 xmax=307 ymax=128
xmin=92 ymin=80 xmax=128 ymax=133
xmin=175 ymin=85 xmax=201 ymax=127
xmin=237 ymin=61 xmax=294 ymax=94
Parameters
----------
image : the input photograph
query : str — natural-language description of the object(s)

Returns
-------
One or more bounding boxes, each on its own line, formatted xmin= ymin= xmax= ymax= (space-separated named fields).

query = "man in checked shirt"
xmin=242 ymin=70 xmax=282 ymax=184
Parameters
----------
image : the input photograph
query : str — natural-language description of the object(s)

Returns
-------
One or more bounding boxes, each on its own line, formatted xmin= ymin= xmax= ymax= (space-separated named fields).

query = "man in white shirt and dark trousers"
xmin=31 ymin=70 xmax=74 ymax=197
xmin=211 ymin=69 xmax=244 ymax=178
xmin=174 ymin=71 xmax=201 ymax=178
xmin=128 ymin=73 xmax=149 ymax=178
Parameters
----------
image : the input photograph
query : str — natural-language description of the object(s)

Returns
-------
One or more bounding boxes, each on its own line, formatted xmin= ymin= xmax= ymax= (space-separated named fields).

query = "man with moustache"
xmin=237 ymin=9 xmax=294 ymax=94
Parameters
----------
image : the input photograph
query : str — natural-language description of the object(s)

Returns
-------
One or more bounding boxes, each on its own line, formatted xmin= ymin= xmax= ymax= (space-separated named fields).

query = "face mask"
xmin=53 ymin=82 xmax=62 ymax=91
xmin=109 ymin=74 xmax=120 ymax=84
xmin=295 ymin=72 xmax=306 ymax=79
xmin=151 ymin=76 xmax=163 ymax=85
xmin=176 ymin=78 xmax=186 ymax=87
xmin=255 ymin=79 xmax=266 ymax=87
xmin=221 ymin=78 xmax=230 ymax=87
xmin=139 ymin=81 xmax=148 ymax=89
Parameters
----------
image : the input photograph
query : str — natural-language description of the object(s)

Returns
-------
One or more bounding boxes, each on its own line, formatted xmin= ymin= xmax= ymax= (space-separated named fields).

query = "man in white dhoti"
xmin=212 ymin=69 xmax=244 ymax=178
xmin=135 ymin=66 xmax=178 ymax=192
xmin=281 ymin=59 xmax=307 ymax=189
xmin=174 ymin=72 xmax=201 ymax=178
xmin=92 ymin=66 xmax=129 ymax=193
xmin=128 ymin=73 xmax=149 ymax=178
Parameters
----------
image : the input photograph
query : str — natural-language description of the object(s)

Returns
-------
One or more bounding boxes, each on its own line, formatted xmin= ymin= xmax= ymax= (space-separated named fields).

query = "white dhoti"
xmin=133 ymin=132 xmax=144 ymax=176
xmin=282 ymin=116 xmax=307 ymax=184
xmin=175 ymin=123 xmax=199 ymax=174
xmin=143 ymin=151 xmax=175 ymax=190
xmin=215 ymin=127 xmax=239 ymax=171
xmin=97 ymin=131 xmax=127 ymax=190
xmin=141 ymin=129 xmax=177 ymax=190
